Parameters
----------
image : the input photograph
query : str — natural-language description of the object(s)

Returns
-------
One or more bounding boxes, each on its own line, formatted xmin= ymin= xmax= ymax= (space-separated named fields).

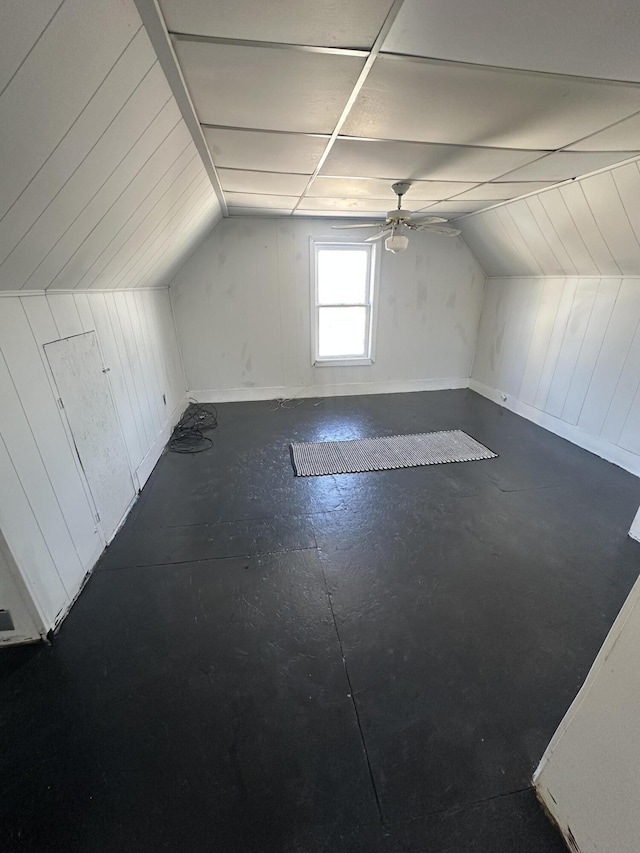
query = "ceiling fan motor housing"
xmin=387 ymin=210 xmax=412 ymax=223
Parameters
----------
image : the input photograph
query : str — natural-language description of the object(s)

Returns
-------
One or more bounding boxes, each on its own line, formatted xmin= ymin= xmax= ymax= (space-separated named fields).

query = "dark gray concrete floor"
xmin=1 ymin=389 xmax=639 ymax=852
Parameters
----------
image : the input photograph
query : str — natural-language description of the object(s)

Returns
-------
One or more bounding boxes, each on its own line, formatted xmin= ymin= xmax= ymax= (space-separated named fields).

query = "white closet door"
xmin=45 ymin=331 xmax=135 ymax=540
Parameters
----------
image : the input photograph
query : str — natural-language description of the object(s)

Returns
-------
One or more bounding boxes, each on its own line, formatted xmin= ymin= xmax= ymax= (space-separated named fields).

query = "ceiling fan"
xmin=331 ymin=181 xmax=461 ymax=252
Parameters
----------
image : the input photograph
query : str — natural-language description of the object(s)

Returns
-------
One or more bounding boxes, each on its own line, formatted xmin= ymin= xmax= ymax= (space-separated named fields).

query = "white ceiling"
xmin=155 ymin=0 xmax=640 ymax=221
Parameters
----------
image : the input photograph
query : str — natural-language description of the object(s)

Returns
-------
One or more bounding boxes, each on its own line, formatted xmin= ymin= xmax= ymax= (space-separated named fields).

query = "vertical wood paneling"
xmin=459 ymin=158 xmax=640 ymax=278
xmin=0 ymin=288 xmax=185 ymax=632
xmin=473 ymin=276 xmax=640 ymax=469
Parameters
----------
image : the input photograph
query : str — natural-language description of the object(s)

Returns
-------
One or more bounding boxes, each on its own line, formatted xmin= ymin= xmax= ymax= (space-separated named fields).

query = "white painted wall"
xmin=471 ymin=276 xmax=640 ymax=476
xmin=534 ymin=571 xmax=640 ymax=853
xmin=630 ymin=507 xmax=640 ymax=542
xmin=0 ymin=289 xmax=185 ymax=638
xmin=459 ymin=159 xmax=640 ymax=278
xmin=170 ymin=217 xmax=485 ymax=400
xmin=0 ymin=0 xmax=222 ymax=295
xmin=0 ymin=530 xmax=44 ymax=645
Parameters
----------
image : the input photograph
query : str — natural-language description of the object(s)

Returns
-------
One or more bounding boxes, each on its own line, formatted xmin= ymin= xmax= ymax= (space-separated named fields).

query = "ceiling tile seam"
xmin=574 ymin=181 xmax=622 ymax=276
xmin=44 ymin=122 xmax=195 ymax=293
xmin=451 ymin=105 xmax=640 ymax=211
xmin=201 ymin=123 xmax=331 ymax=140
xmin=291 ymin=0 xmax=407 ymax=214
xmin=71 ymin=147 xmax=200 ymax=291
xmin=202 ymin=124 xmax=559 ymax=155
xmin=16 ymin=98 xmax=180 ymax=292
xmin=133 ymin=0 xmax=228 ymax=216
xmin=170 ymin=31 xmax=369 ymax=58
xmin=451 ymin=152 xmax=640 ymax=223
xmin=0 ymin=0 xmax=66 ymax=101
xmin=0 ymin=24 xmax=148 ymax=236
xmin=375 ymin=49 xmax=640 ymax=89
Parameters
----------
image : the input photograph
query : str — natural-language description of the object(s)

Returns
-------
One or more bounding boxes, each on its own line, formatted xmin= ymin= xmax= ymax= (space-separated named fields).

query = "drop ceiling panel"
xmin=382 ymin=0 xmax=640 ymax=82
xmin=159 ymin=0 xmax=393 ymax=48
xmin=174 ymin=40 xmax=365 ymax=133
xmin=341 ymin=55 xmax=640 ymax=149
xmin=218 ymin=169 xmax=309 ymax=196
xmin=203 ymin=128 xmax=328 ymax=174
xmin=298 ymin=198 xmax=393 ymax=213
xmin=417 ymin=201 xmax=499 ymax=215
xmin=568 ymin=113 xmax=640 ymax=151
xmin=307 ymin=176 xmax=476 ymax=200
xmin=321 ymin=138 xmax=544 ymax=182
xmin=454 ymin=182 xmax=551 ymax=200
xmin=499 ymin=151 xmax=639 ymax=182
xmin=225 ymin=192 xmax=298 ymax=210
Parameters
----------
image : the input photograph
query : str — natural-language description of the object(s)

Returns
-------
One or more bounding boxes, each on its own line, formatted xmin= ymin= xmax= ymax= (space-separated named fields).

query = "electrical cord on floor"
xmin=169 ymin=400 xmax=218 ymax=453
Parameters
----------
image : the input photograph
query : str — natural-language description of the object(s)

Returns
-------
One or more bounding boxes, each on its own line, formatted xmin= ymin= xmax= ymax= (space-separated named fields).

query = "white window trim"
xmin=310 ymin=237 xmax=380 ymax=367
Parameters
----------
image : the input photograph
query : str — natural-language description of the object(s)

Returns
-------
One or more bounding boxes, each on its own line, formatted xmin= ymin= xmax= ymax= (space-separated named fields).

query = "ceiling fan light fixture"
xmin=385 ymin=233 xmax=409 ymax=253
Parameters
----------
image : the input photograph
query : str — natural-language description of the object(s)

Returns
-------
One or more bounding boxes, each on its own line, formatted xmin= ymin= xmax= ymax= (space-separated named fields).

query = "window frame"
xmin=310 ymin=238 xmax=379 ymax=367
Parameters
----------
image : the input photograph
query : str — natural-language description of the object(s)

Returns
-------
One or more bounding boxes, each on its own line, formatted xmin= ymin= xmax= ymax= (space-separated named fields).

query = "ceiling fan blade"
xmin=331 ymin=222 xmax=385 ymax=230
xmin=410 ymin=215 xmax=448 ymax=224
xmin=365 ymin=229 xmax=392 ymax=242
xmin=422 ymin=225 xmax=461 ymax=237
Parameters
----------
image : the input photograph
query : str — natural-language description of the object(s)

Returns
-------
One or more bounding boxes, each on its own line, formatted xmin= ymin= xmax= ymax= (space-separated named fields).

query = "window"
xmin=312 ymin=241 xmax=378 ymax=366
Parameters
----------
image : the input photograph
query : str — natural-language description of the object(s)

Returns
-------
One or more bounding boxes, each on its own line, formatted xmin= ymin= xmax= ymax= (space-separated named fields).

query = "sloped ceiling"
xmin=458 ymin=159 xmax=640 ymax=276
xmin=0 ymin=0 xmax=222 ymax=293
xmin=146 ymin=0 xmax=640 ymax=220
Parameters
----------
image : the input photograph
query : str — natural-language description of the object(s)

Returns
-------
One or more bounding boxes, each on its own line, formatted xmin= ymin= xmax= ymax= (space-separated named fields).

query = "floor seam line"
xmin=319 ymin=564 xmax=386 ymax=826
xmin=385 ymin=784 xmax=534 ymax=826
xmin=97 ymin=546 xmax=318 ymax=571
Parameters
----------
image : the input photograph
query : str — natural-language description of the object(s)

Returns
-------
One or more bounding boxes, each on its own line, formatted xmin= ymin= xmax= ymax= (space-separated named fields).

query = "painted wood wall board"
xmin=473 ymin=276 xmax=640 ymax=473
xmin=45 ymin=332 xmax=136 ymax=537
xmin=0 ymin=299 xmax=100 ymax=569
xmin=0 ymin=28 xmax=157 ymax=268
xmin=0 ymin=0 xmax=140 ymax=221
xmin=46 ymin=123 xmax=193 ymax=291
xmin=0 ymin=348 xmax=83 ymax=597
xmin=0 ymin=433 xmax=67 ymax=628
xmin=102 ymin=172 xmax=209 ymax=290
xmin=121 ymin=185 xmax=217 ymax=290
xmin=0 ymin=0 xmax=63 ymax=94
xmin=80 ymin=153 xmax=203 ymax=291
xmin=459 ymin=159 xmax=640 ymax=277
xmin=8 ymin=76 xmax=177 ymax=292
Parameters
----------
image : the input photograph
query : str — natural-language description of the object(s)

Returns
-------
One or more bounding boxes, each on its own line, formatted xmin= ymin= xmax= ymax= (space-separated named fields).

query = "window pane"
xmin=318 ymin=307 xmax=367 ymax=358
xmin=317 ymin=249 xmax=368 ymax=304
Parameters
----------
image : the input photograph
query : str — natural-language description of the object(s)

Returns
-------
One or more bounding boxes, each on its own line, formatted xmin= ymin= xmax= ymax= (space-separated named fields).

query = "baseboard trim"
xmin=469 ymin=379 xmax=640 ymax=478
xmin=192 ymin=378 xmax=469 ymax=404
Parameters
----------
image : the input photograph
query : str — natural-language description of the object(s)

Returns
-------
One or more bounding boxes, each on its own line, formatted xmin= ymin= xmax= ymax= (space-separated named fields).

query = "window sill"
xmin=313 ymin=357 xmax=374 ymax=368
